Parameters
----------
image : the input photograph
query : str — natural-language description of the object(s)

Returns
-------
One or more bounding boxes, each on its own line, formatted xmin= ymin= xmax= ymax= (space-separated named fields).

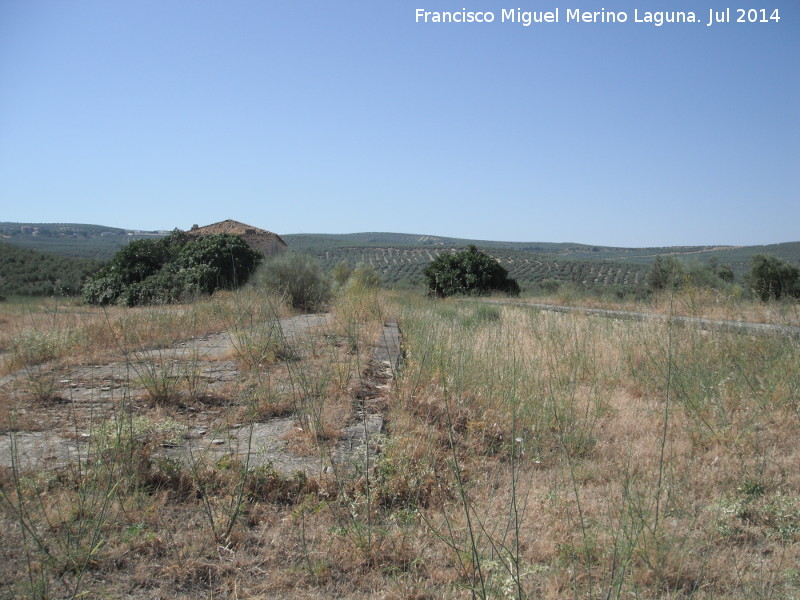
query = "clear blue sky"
xmin=1 ymin=1 xmax=797 ymax=247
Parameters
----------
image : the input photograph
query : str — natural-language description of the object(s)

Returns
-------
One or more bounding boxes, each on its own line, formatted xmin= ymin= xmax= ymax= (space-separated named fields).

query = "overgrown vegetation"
xmin=424 ymin=244 xmax=520 ymax=297
xmin=648 ymin=254 xmax=735 ymax=292
xmin=646 ymin=252 xmax=800 ymax=306
xmin=81 ymin=230 xmax=262 ymax=306
xmin=251 ymin=252 xmax=332 ymax=311
xmin=2 ymin=283 xmax=797 ymax=598
xmin=2 ymin=220 xmax=800 ymax=600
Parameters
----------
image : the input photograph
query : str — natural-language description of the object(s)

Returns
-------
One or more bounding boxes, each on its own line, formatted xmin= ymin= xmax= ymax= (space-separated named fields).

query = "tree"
xmin=423 ymin=245 xmax=519 ymax=298
xmin=747 ymin=254 xmax=799 ymax=301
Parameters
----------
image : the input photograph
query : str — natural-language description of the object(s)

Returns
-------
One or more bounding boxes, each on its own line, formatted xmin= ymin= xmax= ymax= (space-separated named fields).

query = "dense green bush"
xmin=82 ymin=231 xmax=262 ymax=306
xmin=252 ymin=252 xmax=331 ymax=311
xmin=423 ymin=245 xmax=519 ymax=298
xmin=747 ymin=254 xmax=799 ymax=301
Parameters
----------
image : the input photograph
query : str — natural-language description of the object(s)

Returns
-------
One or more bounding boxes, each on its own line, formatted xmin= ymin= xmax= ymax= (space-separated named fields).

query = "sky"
xmin=1 ymin=1 xmax=797 ymax=247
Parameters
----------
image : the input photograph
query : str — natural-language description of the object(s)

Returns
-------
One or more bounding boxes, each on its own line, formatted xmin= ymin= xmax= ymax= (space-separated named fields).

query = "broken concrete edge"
xmin=373 ymin=320 xmax=404 ymax=374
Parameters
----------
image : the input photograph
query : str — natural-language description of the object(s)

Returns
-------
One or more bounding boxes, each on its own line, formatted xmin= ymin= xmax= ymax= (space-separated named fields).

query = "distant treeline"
xmin=0 ymin=242 xmax=104 ymax=298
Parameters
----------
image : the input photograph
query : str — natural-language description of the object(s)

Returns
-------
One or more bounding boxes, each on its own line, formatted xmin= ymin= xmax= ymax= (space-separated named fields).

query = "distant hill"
xmin=283 ymin=232 xmax=800 ymax=267
xmin=282 ymin=233 xmax=800 ymax=290
xmin=0 ymin=222 xmax=168 ymax=260
xmin=0 ymin=242 xmax=103 ymax=297
xmin=282 ymin=239 xmax=648 ymax=291
xmin=2 ymin=223 xmax=798 ymax=295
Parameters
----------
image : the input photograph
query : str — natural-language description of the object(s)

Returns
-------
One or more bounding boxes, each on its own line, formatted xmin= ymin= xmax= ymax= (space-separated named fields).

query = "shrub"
xmin=347 ymin=264 xmax=383 ymax=290
xmin=648 ymin=256 xmax=684 ymax=291
xmin=176 ymin=234 xmax=261 ymax=292
xmin=332 ymin=260 xmax=352 ymax=287
xmin=423 ymin=245 xmax=520 ymax=298
xmin=252 ymin=253 xmax=332 ymax=311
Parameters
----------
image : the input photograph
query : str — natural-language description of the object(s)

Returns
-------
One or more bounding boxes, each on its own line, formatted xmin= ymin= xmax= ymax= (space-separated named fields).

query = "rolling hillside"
xmin=0 ymin=222 xmax=168 ymax=260
xmin=282 ymin=233 xmax=800 ymax=291
xmin=0 ymin=242 xmax=103 ymax=297
xmin=2 ymin=223 xmax=798 ymax=295
xmin=288 ymin=242 xmax=649 ymax=291
xmin=284 ymin=233 xmax=800 ymax=269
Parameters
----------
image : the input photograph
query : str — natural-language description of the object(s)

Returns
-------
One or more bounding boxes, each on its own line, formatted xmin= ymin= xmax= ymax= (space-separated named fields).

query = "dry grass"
xmin=1 ymin=289 xmax=798 ymax=599
xmin=0 ymin=291 xmax=294 ymax=376
xmin=379 ymin=295 xmax=799 ymax=598
xmin=523 ymin=287 xmax=800 ymax=326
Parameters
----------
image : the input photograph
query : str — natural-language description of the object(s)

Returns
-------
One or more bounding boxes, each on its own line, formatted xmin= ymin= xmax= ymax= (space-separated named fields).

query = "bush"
xmin=252 ymin=253 xmax=332 ymax=311
xmin=176 ymin=234 xmax=261 ymax=292
xmin=423 ymin=245 xmax=520 ymax=298
xmin=347 ymin=264 xmax=383 ymax=290
xmin=331 ymin=260 xmax=352 ymax=287
xmin=747 ymin=254 xmax=800 ymax=301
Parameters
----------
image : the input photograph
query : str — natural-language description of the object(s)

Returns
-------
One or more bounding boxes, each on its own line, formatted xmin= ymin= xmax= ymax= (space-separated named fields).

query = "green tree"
xmin=649 ymin=255 xmax=735 ymax=292
xmin=747 ymin=254 xmax=799 ymax=301
xmin=423 ymin=245 xmax=519 ymax=298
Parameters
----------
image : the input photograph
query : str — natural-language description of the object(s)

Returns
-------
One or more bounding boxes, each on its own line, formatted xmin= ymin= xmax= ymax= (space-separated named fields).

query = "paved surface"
xmin=1 ymin=316 xmax=404 ymax=477
xmin=373 ymin=320 xmax=403 ymax=373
